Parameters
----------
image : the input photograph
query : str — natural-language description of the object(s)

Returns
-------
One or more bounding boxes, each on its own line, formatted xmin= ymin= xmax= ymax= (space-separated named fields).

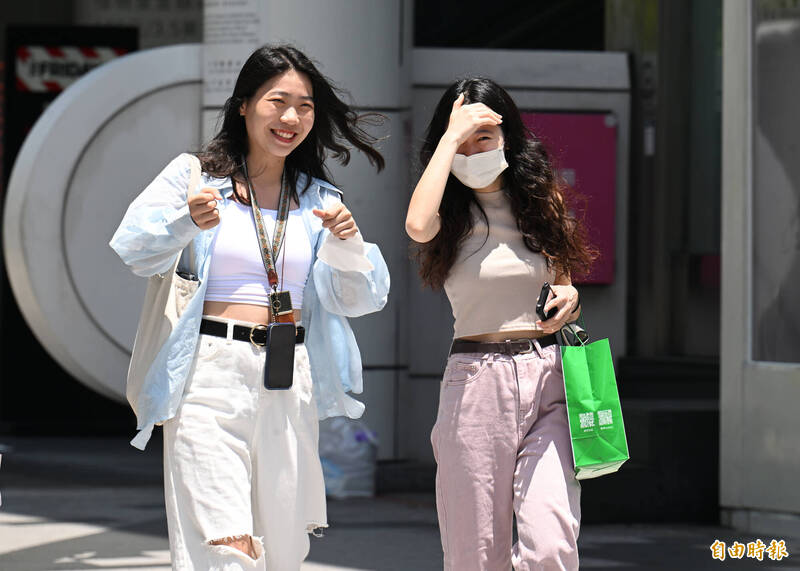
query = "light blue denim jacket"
xmin=110 ymin=154 xmax=390 ymax=450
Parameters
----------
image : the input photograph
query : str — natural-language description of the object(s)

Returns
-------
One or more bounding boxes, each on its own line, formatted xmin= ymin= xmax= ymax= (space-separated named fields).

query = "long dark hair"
xmin=415 ymin=77 xmax=596 ymax=289
xmin=198 ymin=44 xmax=384 ymax=199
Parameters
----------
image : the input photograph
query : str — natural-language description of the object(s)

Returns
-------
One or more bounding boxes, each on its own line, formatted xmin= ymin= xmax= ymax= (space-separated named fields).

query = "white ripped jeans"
xmin=162 ymin=321 xmax=327 ymax=571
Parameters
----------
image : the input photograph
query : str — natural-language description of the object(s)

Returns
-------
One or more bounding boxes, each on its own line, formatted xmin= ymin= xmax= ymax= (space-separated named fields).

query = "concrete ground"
xmin=0 ymin=437 xmax=797 ymax=570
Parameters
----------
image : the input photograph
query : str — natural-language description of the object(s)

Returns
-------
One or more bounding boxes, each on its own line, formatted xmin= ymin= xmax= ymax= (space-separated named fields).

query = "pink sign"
xmin=521 ymin=112 xmax=617 ymax=284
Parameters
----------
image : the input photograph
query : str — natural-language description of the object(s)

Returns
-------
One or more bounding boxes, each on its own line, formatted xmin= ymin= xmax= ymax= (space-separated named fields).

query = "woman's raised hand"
xmin=444 ymin=93 xmax=503 ymax=146
xmin=189 ymin=188 xmax=223 ymax=230
xmin=313 ymin=203 xmax=358 ymax=239
xmin=406 ymin=93 xmax=502 ymax=244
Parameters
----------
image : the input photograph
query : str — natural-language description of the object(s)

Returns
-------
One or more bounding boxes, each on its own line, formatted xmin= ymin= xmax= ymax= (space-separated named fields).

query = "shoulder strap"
xmin=187 ymin=154 xmax=201 ymax=197
xmin=178 ymin=154 xmax=202 ymax=274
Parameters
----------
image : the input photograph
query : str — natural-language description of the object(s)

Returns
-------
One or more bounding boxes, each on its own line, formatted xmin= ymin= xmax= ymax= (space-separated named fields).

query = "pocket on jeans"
xmin=443 ymin=356 xmax=488 ymax=386
xmin=196 ymin=334 xmax=225 ymax=363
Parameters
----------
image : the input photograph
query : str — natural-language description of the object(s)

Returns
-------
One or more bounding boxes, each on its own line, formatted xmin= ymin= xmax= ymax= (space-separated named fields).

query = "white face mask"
xmin=450 ymin=147 xmax=509 ymax=189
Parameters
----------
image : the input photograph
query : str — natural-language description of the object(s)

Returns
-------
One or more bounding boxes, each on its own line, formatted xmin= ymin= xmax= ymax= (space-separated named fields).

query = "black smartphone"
xmin=535 ymin=282 xmax=557 ymax=321
xmin=264 ymin=323 xmax=295 ymax=390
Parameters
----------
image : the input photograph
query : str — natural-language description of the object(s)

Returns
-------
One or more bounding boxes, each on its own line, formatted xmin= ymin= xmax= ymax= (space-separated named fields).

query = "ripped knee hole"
xmin=207 ymin=534 xmax=264 ymax=560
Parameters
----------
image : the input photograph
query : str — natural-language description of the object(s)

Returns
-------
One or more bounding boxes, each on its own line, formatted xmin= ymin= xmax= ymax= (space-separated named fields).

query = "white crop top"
xmin=205 ymin=200 xmax=312 ymax=308
xmin=443 ymin=189 xmax=556 ymax=338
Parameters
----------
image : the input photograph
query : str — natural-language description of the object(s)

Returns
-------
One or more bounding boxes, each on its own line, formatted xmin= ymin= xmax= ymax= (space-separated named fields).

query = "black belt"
xmin=200 ymin=318 xmax=305 ymax=346
xmin=450 ymin=334 xmax=557 ymax=356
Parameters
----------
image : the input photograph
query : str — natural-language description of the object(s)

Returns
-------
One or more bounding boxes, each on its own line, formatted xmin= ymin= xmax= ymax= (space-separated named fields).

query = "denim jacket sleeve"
xmin=109 ymin=153 xmax=201 ymax=276
xmin=311 ymin=192 xmax=390 ymax=317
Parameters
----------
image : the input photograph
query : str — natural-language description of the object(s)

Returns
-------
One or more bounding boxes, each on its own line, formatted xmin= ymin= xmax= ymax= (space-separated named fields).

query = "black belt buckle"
xmin=249 ymin=324 xmax=268 ymax=346
xmin=506 ymin=339 xmax=534 ymax=355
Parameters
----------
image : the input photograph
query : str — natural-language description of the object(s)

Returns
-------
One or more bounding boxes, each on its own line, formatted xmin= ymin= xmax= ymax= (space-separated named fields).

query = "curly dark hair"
xmin=197 ymin=44 xmax=384 ymax=200
xmin=415 ymin=77 xmax=597 ymax=289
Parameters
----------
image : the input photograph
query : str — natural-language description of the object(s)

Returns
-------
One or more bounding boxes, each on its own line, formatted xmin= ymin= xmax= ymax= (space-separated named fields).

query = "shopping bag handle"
xmin=561 ymin=314 xmax=589 ymax=346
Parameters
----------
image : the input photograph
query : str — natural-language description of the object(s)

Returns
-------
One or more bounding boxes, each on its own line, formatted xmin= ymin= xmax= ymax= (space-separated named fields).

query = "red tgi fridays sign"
xmin=2 ymin=27 xmax=137 ymax=185
xmin=15 ymin=45 xmax=128 ymax=93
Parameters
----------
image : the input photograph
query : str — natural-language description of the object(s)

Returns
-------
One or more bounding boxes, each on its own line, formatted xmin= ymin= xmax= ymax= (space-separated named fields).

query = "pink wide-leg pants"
xmin=431 ymin=341 xmax=581 ymax=571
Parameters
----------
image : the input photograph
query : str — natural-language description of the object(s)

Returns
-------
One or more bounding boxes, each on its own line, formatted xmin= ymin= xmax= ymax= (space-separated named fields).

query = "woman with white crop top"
xmin=111 ymin=45 xmax=390 ymax=570
xmin=406 ymin=78 xmax=596 ymax=570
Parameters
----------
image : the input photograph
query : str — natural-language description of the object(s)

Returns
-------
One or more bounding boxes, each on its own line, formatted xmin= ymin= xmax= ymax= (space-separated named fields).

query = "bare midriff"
xmin=203 ymin=300 xmax=302 ymax=325
xmin=457 ymin=329 xmax=552 ymax=343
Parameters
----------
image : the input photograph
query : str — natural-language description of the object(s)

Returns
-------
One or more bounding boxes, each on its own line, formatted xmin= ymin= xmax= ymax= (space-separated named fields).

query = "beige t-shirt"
xmin=443 ymin=190 xmax=556 ymax=338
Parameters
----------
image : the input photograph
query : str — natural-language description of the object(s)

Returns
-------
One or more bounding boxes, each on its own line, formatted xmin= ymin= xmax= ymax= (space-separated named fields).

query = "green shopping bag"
xmin=560 ymin=329 xmax=629 ymax=480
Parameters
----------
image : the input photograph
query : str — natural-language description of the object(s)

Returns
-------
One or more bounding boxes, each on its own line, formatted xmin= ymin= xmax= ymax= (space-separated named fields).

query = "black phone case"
xmin=536 ymin=282 xmax=558 ymax=321
xmin=264 ymin=323 xmax=295 ymax=390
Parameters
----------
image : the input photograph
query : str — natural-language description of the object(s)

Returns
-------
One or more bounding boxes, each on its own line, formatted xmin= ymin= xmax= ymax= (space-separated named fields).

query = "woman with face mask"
xmin=111 ymin=45 xmax=390 ymax=570
xmin=406 ymin=78 xmax=596 ymax=570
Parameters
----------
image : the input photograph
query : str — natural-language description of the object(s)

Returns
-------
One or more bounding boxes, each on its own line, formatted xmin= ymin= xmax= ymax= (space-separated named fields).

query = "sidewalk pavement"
xmin=0 ymin=437 xmax=797 ymax=570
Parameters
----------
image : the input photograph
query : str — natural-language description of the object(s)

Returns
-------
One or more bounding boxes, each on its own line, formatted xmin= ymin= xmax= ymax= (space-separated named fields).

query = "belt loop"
xmin=532 ymin=338 xmax=545 ymax=359
xmin=226 ymin=319 xmax=234 ymax=344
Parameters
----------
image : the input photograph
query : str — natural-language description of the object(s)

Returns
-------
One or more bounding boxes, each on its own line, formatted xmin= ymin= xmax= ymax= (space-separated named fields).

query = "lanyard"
xmin=241 ymin=158 xmax=292 ymax=292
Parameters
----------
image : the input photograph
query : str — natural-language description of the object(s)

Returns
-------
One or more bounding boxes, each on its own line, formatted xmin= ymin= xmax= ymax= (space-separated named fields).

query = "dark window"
xmin=414 ymin=0 xmax=605 ymax=51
